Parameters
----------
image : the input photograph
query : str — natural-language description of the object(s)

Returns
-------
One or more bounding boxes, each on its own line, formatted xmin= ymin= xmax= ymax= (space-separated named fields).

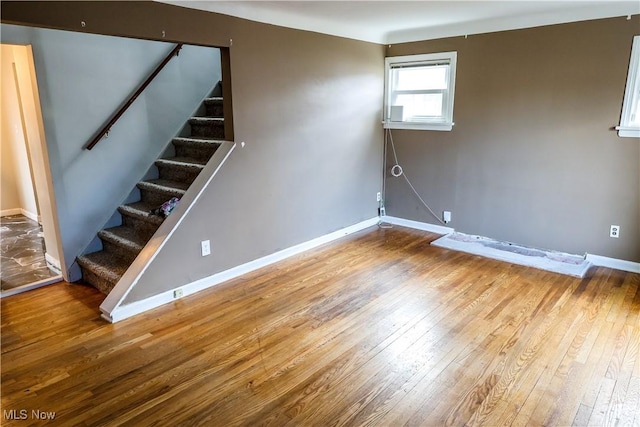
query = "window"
xmin=617 ymin=35 xmax=640 ymax=138
xmin=384 ymin=52 xmax=457 ymax=131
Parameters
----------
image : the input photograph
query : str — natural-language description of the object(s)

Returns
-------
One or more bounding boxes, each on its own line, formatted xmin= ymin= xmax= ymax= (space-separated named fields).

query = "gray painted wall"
xmin=0 ymin=2 xmax=384 ymax=302
xmin=124 ymin=23 xmax=384 ymax=303
xmin=384 ymin=17 xmax=640 ymax=262
xmin=1 ymin=24 xmax=221 ymax=278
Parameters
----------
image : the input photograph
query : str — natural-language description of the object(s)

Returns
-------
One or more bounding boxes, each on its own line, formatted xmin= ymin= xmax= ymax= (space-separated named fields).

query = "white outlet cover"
xmin=201 ymin=240 xmax=211 ymax=256
xmin=610 ymin=225 xmax=620 ymax=238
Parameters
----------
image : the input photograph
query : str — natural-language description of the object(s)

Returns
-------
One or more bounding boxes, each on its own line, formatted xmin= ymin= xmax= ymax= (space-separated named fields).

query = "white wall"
xmin=1 ymin=44 xmax=38 ymax=220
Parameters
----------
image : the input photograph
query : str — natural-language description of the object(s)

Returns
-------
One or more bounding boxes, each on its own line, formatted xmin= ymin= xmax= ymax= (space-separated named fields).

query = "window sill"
xmin=615 ymin=126 xmax=640 ymax=138
xmin=383 ymin=121 xmax=453 ymax=131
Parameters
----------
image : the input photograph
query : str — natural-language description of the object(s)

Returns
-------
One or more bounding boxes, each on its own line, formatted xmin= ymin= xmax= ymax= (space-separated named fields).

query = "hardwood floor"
xmin=1 ymin=226 xmax=639 ymax=426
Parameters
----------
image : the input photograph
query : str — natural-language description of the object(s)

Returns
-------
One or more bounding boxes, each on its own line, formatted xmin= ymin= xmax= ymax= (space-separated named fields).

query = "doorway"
xmin=1 ymin=44 xmax=64 ymax=297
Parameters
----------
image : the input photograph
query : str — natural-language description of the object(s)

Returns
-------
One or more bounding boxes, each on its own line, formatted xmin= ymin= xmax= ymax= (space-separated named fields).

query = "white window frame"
xmin=383 ymin=51 xmax=457 ymax=131
xmin=616 ymin=35 xmax=640 ymax=138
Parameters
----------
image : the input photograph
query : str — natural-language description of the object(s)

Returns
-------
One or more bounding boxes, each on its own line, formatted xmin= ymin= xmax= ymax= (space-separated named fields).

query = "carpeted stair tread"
xmin=137 ymin=179 xmax=189 ymax=194
xmin=173 ymin=136 xmax=225 ymax=144
xmin=155 ymin=156 xmax=207 ymax=185
xmin=137 ymin=179 xmax=189 ymax=206
xmin=172 ymin=137 xmax=225 ymax=149
xmin=155 ymin=157 xmax=207 ymax=168
xmin=98 ymin=225 xmax=148 ymax=253
xmin=171 ymin=137 xmax=223 ymax=163
xmin=203 ymin=97 xmax=224 ymax=118
xmin=189 ymin=117 xmax=224 ymax=138
xmin=189 ymin=116 xmax=224 ymax=124
xmin=77 ymin=251 xmax=128 ymax=288
xmin=118 ymin=201 xmax=165 ymax=226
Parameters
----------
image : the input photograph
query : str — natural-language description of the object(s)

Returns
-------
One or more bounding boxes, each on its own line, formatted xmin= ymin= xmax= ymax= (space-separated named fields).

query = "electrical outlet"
xmin=174 ymin=288 xmax=184 ymax=299
xmin=443 ymin=211 xmax=452 ymax=223
xmin=201 ymin=240 xmax=211 ymax=256
xmin=377 ymin=192 xmax=382 ymax=202
xmin=610 ymin=225 xmax=620 ymax=238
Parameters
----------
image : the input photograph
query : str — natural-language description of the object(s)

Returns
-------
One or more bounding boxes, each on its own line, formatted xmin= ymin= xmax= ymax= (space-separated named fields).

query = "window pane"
xmin=618 ymin=36 xmax=639 ymax=135
xmin=393 ymin=65 xmax=448 ymax=91
xmin=395 ymin=93 xmax=444 ymax=119
xmin=384 ymin=51 xmax=457 ymax=129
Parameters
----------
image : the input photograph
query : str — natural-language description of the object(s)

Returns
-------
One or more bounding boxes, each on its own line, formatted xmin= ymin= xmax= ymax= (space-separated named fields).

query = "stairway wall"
xmin=123 ymin=18 xmax=385 ymax=303
xmin=0 ymin=23 xmax=222 ymax=280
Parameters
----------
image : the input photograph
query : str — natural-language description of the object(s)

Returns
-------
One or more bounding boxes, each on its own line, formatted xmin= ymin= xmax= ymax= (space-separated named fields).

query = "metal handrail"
xmin=85 ymin=43 xmax=183 ymax=150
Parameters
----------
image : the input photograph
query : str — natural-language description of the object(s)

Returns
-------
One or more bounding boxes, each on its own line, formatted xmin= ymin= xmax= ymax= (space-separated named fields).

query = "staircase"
xmin=77 ymin=94 xmax=226 ymax=295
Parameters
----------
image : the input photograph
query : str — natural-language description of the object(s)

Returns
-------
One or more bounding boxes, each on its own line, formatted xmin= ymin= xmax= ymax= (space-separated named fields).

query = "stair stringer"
xmin=99 ymin=141 xmax=236 ymax=322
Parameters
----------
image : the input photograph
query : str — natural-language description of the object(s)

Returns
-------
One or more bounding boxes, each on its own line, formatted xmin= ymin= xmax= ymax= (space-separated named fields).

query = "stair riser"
xmin=156 ymin=165 xmax=201 ymax=185
xmin=138 ymin=187 xmax=184 ymax=207
xmin=190 ymin=122 xmax=224 ymax=139
xmin=205 ymin=103 xmax=224 ymax=117
xmin=120 ymin=214 xmax=161 ymax=240
xmin=174 ymin=144 xmax=219 ymax=161
xmin=80 ymin=268 xmax=116 ymax=295
xmin=101 ymin=240 xmax=139 ymax=265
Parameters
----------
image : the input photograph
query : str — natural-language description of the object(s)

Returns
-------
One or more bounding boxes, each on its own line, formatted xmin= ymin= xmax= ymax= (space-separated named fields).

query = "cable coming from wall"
xmin=381 ymin=128 xmax=447 ymax=226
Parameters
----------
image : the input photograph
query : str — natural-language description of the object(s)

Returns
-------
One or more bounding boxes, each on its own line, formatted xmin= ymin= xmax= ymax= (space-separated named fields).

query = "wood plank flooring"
xmin=1 ymin=226 xmax=639 ymax=426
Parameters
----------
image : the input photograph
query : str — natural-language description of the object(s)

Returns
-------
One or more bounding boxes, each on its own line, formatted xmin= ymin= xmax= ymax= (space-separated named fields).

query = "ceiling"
xmin=158 ymin=1 xmax=639 ymax=44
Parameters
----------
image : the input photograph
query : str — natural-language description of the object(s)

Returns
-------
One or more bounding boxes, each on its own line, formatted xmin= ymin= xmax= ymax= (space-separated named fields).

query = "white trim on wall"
xmin=383 ymin=215 xmax=640 ymax=274
xmin=0 ymin=209 xmax=22 ymax=217
xmin=586 ymin=254 xmax=640 ymax=274
xmin=103 ymin=213 xmax=639 ymax=323
xmin=45 ymin=252 xmax=61 ymax=273
xmin=0 ymin=208 xmax=38 ymax=221
xmin=381 ymin=215 xmax=454 ymax=235
xmin=105 ymin=216 xmax=379 ymax=323
xmin=20 ymin=209 xmax=38 ymax=222
xmin=616 ymin=35 xmax=640 ymax=138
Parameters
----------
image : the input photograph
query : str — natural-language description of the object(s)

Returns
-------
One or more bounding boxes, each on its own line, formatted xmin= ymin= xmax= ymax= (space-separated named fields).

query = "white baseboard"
xmin=381 ymin=215 xmax=454 ymax=235
xmin=0 ymin=208 xmax=38 ymax=221
xmin=104 ymin=217 xmax=379 ymax=323
xmin=1 ymin=208 xmax=22 ymax=217
xmin=586 ymin=254 xmax=640 ymax=274
xmin=45 ymin=253 xmax=62 ymax=273
xmin=383 ymin=215 xmax=640 ymax=275
xmin=21 ymin=209 xmax=38 ymax=222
